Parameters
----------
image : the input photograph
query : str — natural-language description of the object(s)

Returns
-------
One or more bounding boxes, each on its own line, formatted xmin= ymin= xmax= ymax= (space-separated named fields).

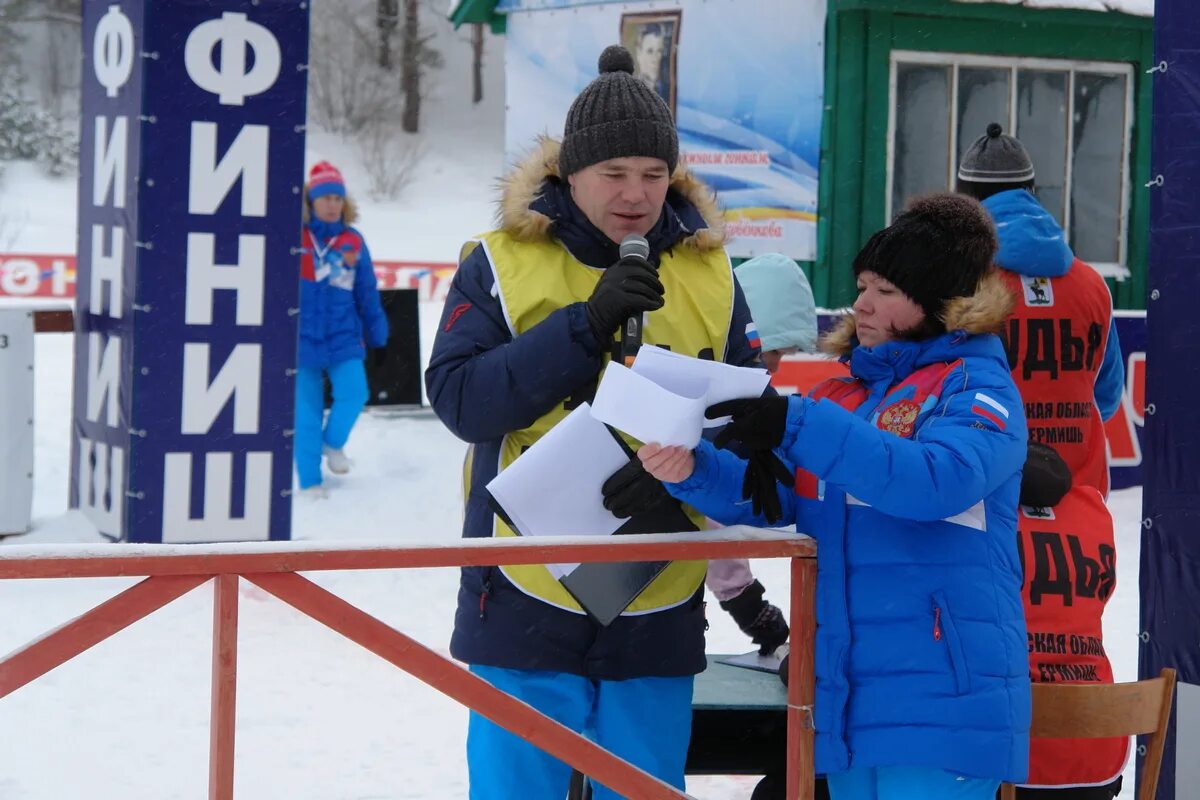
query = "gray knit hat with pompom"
xmin=958 ymin=123 xmax=1035 ymax=184
xmin=558 ymin=45 xmax=678 ymax=177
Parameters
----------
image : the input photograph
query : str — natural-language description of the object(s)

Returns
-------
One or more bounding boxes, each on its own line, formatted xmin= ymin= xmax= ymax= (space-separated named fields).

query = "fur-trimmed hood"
xmin=820 ymin=270 xmax=1014 ymax=358
xmin=496 ymin=136 xmax=725 ymax=252
xmin=301 ymin=184 xmax=359 ymax=226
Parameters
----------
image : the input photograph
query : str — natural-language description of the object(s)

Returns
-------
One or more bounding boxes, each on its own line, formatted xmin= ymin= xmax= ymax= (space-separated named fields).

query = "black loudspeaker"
xmin=368 ymin=288 xmax=422 ymax=406
xmin=324 ymin=288 xmax=423 ymax=409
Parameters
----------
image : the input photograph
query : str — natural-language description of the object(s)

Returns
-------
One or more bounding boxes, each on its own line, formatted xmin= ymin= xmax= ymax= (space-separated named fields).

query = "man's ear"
xmin=566 ymin=172 xmax=577 ymax=193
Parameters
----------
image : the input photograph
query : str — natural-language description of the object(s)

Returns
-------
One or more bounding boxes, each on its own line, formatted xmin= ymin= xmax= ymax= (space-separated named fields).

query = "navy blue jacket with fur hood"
xmin=426 ymin=140 xmax=761 ymax=680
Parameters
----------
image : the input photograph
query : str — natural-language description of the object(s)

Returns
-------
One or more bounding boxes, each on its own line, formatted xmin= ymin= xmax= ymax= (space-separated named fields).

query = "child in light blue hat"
xmin=708 ymin=253 xmax=820 ymax=646
xmin=710 ymin=252 xmax=824 ymax=800
xmin=734 ymin=252 xmax=818 ymax=373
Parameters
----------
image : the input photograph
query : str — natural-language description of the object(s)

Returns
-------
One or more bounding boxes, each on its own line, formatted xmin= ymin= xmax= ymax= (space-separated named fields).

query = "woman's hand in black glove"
xmin=707 ymin=396 xmax=790 ymax=451
xmin=742 ymin=450 xmax=795 ymax=524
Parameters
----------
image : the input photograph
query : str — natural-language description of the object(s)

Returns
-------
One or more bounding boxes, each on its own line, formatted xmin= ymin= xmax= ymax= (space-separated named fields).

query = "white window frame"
xmin=886 ymin=50 xmax=1135 ymax=279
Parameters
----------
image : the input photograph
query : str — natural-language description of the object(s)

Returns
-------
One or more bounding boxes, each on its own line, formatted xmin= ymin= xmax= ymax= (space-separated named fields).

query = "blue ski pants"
xmin=466 ymin=665 xmax=694 ymax=800
xmin=294 ymin=359 xmax=368 ymax=488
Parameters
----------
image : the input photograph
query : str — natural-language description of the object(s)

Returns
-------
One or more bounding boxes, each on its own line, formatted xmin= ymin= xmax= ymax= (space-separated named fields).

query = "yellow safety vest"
xmin=474 ymin=230 xmax=735 ymax=613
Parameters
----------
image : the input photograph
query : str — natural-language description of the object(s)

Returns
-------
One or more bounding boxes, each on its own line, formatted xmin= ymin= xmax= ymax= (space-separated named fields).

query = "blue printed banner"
xmin=71 ymin=1 xmax=309 ymax=543
xmin=70 ymin=0 xmax=144 ymax=539
xmin=503 ymin=0 xmax=823 ymax=261
xmin=1141 ymin=0 xmax=1200 ymax=795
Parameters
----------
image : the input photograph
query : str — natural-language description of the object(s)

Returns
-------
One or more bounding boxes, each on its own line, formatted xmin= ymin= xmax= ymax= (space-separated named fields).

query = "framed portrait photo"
xmin=620 ymin=10 xmax=681 ymax=117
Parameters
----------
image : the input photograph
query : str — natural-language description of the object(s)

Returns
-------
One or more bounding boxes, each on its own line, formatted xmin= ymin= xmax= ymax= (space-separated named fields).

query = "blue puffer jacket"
xmin=298 ymin=216 xmax=389 ymax=370
xmin=666 ymin=275 xmax=1031 ymax=783
xmin=983 ymin=189 xmax=1123 ymax=421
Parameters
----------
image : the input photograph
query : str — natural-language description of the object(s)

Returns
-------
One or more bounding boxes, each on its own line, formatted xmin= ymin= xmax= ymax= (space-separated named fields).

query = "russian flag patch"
xmin=971 ymin=392 xmax=1009 ymax=430
xmin=745 ymin=322 xmax=761 ymax=349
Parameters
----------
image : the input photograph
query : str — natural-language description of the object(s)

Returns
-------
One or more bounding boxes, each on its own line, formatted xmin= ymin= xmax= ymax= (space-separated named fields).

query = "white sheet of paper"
xmin=485 ymin=403 xmax=629 ymax=579
xmin=590 ymin=362 xmax=708 ymax=448
xmin=630 ymin=346 xmax=771 ymax=427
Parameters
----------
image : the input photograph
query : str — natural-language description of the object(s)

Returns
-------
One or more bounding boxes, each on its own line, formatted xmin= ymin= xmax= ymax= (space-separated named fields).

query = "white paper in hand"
xmin=485 ymin=403 xmax=629 ymax=578
xmin=590 ymin=362 xmax=707 ymax=448
xmin=630 ymin=346 xmax=771 ymax=427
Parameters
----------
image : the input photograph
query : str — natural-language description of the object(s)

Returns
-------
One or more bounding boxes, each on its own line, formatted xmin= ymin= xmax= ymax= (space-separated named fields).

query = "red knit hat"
xmin=308 ymin=160 xmax=345 ymax=200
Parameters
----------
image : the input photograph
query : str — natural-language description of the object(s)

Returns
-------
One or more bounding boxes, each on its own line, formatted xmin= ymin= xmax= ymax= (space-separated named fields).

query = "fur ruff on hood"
xmin=820 ymin=271 xmax=1014 ymax=357
xmin=301 ymin=185 xmax=359 ymax=226
xmin=497 ymin=136 xmax=726 ymax=251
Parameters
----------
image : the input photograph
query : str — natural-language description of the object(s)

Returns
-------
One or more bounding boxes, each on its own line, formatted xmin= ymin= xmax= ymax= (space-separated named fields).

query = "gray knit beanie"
xmin=957 ymin=123 xmax=1035 ymax=184
xmin=558 ymin=45 xmax=679 ymax=177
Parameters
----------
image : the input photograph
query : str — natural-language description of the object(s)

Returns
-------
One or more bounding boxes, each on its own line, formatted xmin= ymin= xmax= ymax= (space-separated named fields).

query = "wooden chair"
xmin=1000 ymin=668 xmax=1177 ymax=800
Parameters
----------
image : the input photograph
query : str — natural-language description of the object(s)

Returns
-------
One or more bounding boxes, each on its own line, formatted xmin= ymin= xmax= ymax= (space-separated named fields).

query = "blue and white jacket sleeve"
xmin=781 ymin=371 xmax=1027 ymax=521
xmin=353 ymin=238 xmax=389 ymax=348
xmin=425 ymin=245 xmax=603 ymax=443
xmin=1094 ymin=319 xmax=1124 ymax=422
xmin=672 ymin=278 xmax=778 ymax=510
xmin=665 ymin=441 xmax=800 ymax=528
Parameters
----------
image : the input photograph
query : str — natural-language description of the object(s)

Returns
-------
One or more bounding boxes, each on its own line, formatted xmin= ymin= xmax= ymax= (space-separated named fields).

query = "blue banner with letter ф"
xmin=71 ymin=1 xmax=309 ymax=543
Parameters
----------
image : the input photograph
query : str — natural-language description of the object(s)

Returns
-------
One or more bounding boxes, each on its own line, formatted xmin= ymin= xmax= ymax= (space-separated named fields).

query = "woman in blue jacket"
xmin=295 ymin=161 xmax=389 ymax=498
xmin=641 ymin=194 xmax=1031 ymax=800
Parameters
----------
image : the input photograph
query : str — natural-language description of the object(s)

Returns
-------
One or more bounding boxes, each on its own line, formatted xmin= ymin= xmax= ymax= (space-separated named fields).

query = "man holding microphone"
xmin=426 ymin=44 xmax=761 ymax=800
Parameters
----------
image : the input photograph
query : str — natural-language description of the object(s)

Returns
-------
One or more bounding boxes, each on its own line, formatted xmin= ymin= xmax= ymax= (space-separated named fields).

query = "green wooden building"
xmin=451 ymin=0 xmax=1153 ymax=310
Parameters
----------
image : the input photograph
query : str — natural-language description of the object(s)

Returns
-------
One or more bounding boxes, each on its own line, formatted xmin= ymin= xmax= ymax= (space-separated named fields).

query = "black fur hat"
xmin=852 ymin=193 xmax=998 ymax=329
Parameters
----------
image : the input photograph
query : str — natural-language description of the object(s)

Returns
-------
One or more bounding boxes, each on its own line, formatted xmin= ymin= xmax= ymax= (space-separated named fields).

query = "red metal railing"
xmin=0 ymin=528 xmax=816 ymax=799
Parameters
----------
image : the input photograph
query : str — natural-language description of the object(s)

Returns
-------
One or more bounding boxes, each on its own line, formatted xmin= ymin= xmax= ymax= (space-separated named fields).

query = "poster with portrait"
xmin=501 ymin=0 xmax=825 ymax=261
xmin=619 ymin=11 xmax=681 ymax=117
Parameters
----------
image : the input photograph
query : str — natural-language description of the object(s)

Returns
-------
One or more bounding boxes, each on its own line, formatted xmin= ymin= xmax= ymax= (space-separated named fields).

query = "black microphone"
xmin=618 ymin=233 xmax=652 ymax=366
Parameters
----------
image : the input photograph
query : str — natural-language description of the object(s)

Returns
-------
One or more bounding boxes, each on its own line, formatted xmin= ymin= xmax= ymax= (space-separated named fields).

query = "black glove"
xmin=585 ymin=256 xmax=665 ymax=345
xmin=742 ymin=450 xmax=795 ymax=524
xmin=601 ymin=457 xmax=672 ymax=519
xmin=720 ymin=579 xmax=790 ymax=655
xmin=1020 ymin=441 xmax=1072 ymax=508
xmin=370 ymin=346 xmax=388 ymax=369
xmin=708 ymin=396 xmax=790 ymax=451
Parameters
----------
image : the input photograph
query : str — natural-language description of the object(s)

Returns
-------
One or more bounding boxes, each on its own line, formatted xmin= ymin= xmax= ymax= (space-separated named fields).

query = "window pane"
xmin=957 ymin=67 xmax=1011 ymax=165
xmin=893 ymin=64 xmax=950 ymax=217
xmin=1071 ymin=72 xmax=1127 ymax=265
xmin=1016 ymin=70 xmax=1069 ymax=226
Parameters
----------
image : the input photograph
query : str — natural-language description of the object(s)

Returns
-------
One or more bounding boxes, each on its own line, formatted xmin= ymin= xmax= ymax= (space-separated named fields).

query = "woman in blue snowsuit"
xmin=642 ymin=194 xmax=1031 ymax=800
xmin=294 ymin=161 xmax=389 ymax=497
